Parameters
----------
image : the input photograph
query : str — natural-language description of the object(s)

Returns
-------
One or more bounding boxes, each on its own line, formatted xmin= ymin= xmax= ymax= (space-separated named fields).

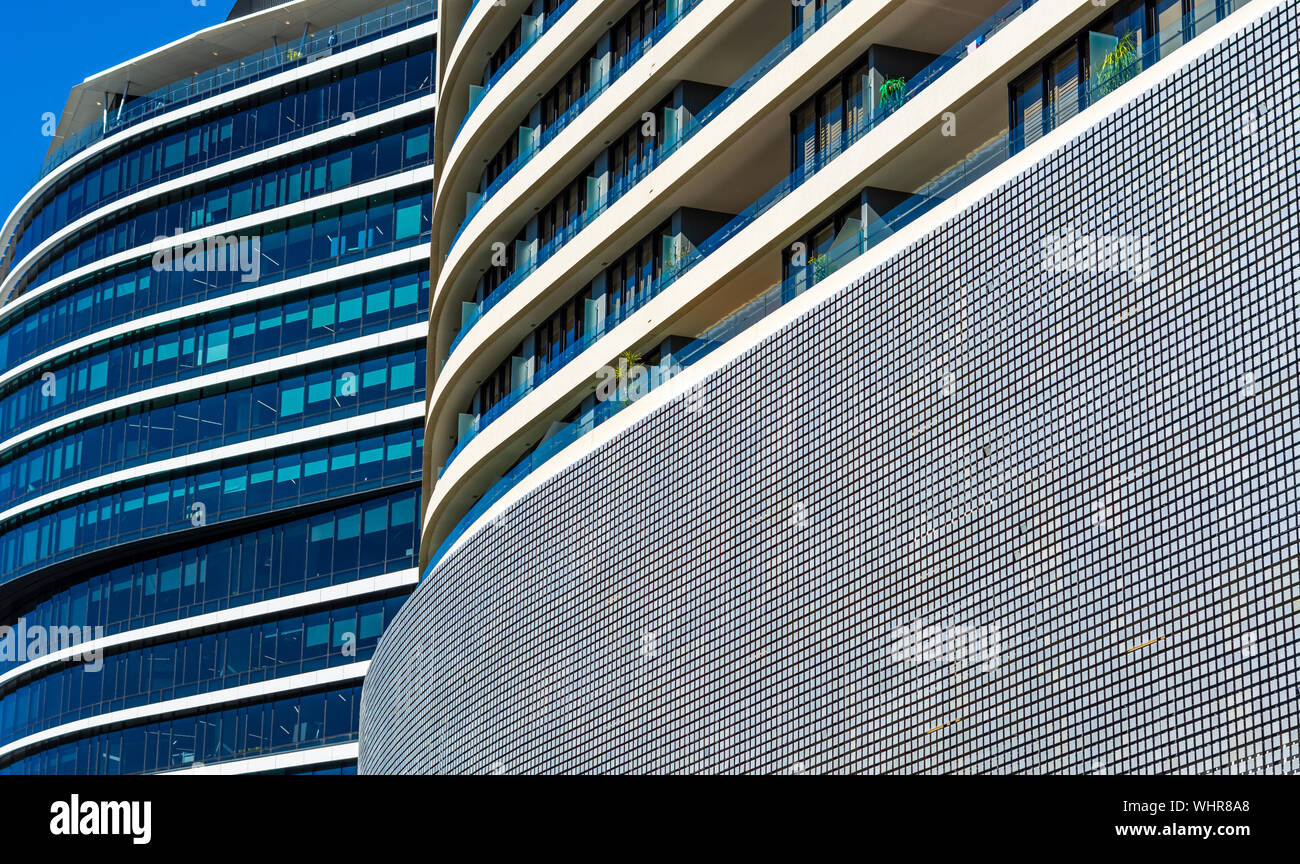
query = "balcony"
xmin=1009 ymin=0 xmax=1247 ymax=152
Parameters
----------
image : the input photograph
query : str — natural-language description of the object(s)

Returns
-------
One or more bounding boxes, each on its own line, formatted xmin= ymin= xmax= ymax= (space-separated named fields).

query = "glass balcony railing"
xmin=443 ymin=0 xmax=866 ymax=365
xmin=425 ymin=0 xmax=1256 ymax=576
xmin=448 ymin=0 xmax=705 ymax=255
xmin=441 ymin=0 xmax=1034 ymax=432
xmin=35 ymin=0 xmax=435 ymax=186
xmin=443 ymin=144 xmax=664 ymax=362
xmin=1011 ymin=0 xmax=1250 ymax=153
xmin=424 ymin=134 xmax=1017 ymax=576
xmin=452 ymin=0 xmax=582 ymax=143
xmin=440 ymin=238 xmax=691 ymax=473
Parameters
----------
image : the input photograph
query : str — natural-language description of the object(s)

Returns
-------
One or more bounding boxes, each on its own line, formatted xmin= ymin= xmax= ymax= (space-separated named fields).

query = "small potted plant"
xmin=614 ymin=350 xmax=644 ymax=378
xmin=1096 ymin=31 xmax=1139 ymax=97
xmin=879 ymin=77 xmax=907 ymax=113
xmin=811 ymin=254 xmax=831 ymax=283
xmin=614 ymin=350 xmax=647 ymax=402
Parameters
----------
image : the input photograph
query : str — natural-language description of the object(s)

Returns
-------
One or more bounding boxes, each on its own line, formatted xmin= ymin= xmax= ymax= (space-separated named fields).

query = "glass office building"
xmin=359 ymin=0 xmax=1299 ymax=772
xmin=0 ymin=0 xmax=436 ymax=774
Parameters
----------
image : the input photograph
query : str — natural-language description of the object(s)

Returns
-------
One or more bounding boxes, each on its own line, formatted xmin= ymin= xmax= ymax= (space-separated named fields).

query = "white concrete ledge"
xmin=0 ymin=661 xmax=370 ymax=762
xmin=159 ymin=741 xmax=360 ymax=774
xmin=0 ymin=17 xmax=437 ymax=283
xmin=0 ymin=569 xmax=418 ymax=694
xmin=0 ymin=324 xmax=427 ymax=464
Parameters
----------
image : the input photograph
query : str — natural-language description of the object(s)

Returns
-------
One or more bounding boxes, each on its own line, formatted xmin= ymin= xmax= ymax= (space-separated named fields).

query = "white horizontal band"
xmin=0 ymin=322 xmax=426 ymax=461
xmin=0 ymin=569 xmax=418 ymax=693
xmin=0 ymin=400 xmax=424 ymax=527
xmin=158 ymin=741 xmax=360 ymax=775
xmin=0 ymin=661 xmax=370 ymax=762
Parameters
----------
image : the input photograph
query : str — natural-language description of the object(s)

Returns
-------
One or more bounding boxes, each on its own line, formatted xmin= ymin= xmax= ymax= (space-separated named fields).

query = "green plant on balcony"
xmin=662 ymin=248 xmax=681 ymax=277
xmin=612 ymin=350 xmax=647 ymax=403
xmin=614 ymin=350 xmax=644 ymax=379
xmin=879 ymin=76 xmax=907 ymax=112
xmin=1096 ymin=31 xmax=1139 ymax=97
xmin=811 ymin=254 xmax=831 ymax=283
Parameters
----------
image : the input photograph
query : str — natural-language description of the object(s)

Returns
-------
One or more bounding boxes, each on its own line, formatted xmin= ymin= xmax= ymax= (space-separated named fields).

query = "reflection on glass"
xmin=1011 ymin=68 xmax=1045 ymax=147
xmin=1051 ymin=46 xmax=1080 ymax=125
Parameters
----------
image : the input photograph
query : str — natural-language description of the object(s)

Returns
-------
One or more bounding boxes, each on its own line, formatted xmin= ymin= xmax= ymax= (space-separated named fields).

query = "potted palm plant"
xmin=811 ymin=254 xmax=831 ymax=284
xmin=614 ymin=350 xmax=646 ymax=402
xmin=1096 ymin=31 xmax=1139 ymax=97
xmin=614 ymin=350 xmax=644 ymax=379
xmin=879 ymin=77 xmax=907 ymax=112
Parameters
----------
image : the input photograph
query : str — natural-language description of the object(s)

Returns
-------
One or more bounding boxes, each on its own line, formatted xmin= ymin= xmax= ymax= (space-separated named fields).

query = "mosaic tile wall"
xmin=361 ymin=2 xmax=1300 ymax=774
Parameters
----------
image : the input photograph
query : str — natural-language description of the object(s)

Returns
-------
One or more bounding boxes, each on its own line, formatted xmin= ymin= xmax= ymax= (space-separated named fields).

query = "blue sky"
xmin=0 ymin=0 xmax=230 ymax=222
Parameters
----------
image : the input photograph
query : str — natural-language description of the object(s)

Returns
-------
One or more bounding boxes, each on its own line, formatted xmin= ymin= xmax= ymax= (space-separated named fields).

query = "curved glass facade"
xmin=12 ymin=112 xmax=434 ymax=284
xmin=8 ymin=43 xmax=435 ymax=274
xmin=0 ymin=262 xmax=427 ymax=383
xmin=1 ymin=487 xmax=419 ymax=666
xmin=2 ymin=595 xmax=404 ymax=746
xmin=0 ymin=345 xmax=425 ymax=511
xmin=0 ymin=0 xmax=435 ymax=774
xmin=14 ymin=182 xmax=433 ymax=304
xmin=0 ymin=685 xmax=364 ymax=775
